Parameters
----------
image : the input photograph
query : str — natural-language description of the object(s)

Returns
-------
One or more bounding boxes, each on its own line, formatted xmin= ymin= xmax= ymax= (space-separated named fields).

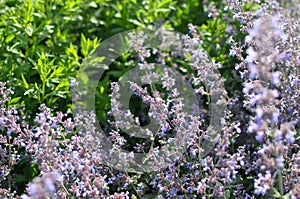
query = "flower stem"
xmin=277 ymin=168 xmax=284 ymax=198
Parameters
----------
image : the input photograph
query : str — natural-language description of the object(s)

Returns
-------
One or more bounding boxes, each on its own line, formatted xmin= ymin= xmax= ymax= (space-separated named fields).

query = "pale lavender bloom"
xmin=161 ymin=69 xmax=175 ymax=91
xmin=275 ymin=129 xmax=283 ymax=141
xmin=254 ymin=171 xmax=273 ymax=195
xmin=44 ymin=177 xmax=56 ymax=193
xmin=275 ymin=156 xmax=284 ymax=168
xmin=255 ymin=131 xmax=265 ymax=143
xmin=27 ymin=183 xmax=39 ymax=196
xmin=285 ymin=130 xmax=295 ymax=144
xmin=272 ymin=71 xmax=281 ymax=85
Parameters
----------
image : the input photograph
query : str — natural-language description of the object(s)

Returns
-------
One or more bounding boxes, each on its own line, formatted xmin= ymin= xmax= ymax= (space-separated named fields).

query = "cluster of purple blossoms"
xmin=0 ymin=1 xmax=299 ymax=198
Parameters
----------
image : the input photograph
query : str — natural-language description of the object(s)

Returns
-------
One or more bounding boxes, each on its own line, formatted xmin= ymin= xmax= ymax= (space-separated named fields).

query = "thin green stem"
xmin=42 ymin=79 xmax=46 ymax=103
xmin=277 ymin=168 xmax=284 ymax=198
xmin=8 ymin=136 xmax=12 ymax=192
xmin=274 ymin=144 xmax=284 ymax=198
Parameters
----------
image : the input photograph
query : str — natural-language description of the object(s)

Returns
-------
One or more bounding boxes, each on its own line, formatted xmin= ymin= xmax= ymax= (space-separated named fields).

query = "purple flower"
xmin=255 ymin=131 xmax=265 ymax=143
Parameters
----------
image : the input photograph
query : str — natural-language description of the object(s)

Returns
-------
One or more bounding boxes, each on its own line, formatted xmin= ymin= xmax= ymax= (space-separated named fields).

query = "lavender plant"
xmin=0 ymin=0 xmax=299 ymax=199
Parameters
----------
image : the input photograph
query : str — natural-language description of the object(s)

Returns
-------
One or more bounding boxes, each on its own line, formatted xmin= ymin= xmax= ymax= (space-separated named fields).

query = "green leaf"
xmin=34 ymin=82 xmax=39 ymax=90
xmin=25 ymin=27 xmax=33 ymax=37
xmin=31 ymin=163 xmax=39 ymax=177
xmin=224 ymin=189 xmax=230 ymax=199
xmin=107 ymin=70 xmax=123 ymax=78
xmin=24 ymin=89 xmax=35 ymax=96
xmin=90 ymin=56 xmax=105 ymax=64
xmin=14 ymin=175 xmax=27 ymax=183
xmin=157 ymin=0 xmax=172 ymax=8
xmin=89 ymin=1 xmax=97 ymax=8
xmin=50 ymin=78 xmax=61 ymax=84
xmin=45 ymin=25 xmax=55 ymax=33
xmin=282 ymin=193 xmax=290 ymax=199
xmin=155 ymin=8 xmax=171 ymax=12
xmin=55 ymin=91 xmax=68 ymax=98
xmin=6 ymin=42 xmax=20 ymax=54
xmin=9 ymin=97 xmax=22 ymax=104
xmin=128 ymin=19 xmax=144 ymax=27
xmin=54 ymin=81 xmax=68 ymax=91
xmin=66 ymin=43 xmax=79 ymax=61
xmin=99 ymin=86 xmax=105 ymax=94
xmin=80 ymin=33 xmax=88 ymax=57
xmin=5 ymin=34 xmax=15 ymax=43
xmin=270 ymin=188 xmax=283 ymax=198
xmin=21 ymin=74 xmax=29 ymax=89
